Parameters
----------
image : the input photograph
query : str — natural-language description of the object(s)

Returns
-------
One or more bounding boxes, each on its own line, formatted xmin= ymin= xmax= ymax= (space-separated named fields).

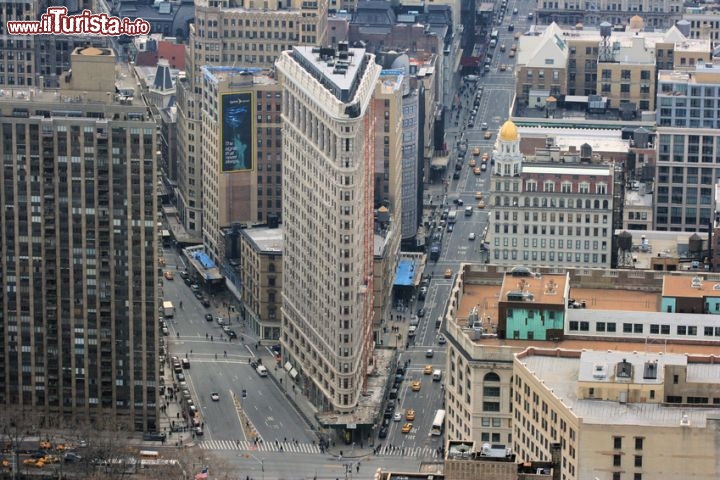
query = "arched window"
xmin=269 ymin=263 xmax=276 ymax=273
xmin=533 ymin=198 xmax=539 ymax=207
xmin=524 ymin=197 xmax=530 ymax=207
xmin=603 ymin=199 xmax=609 ymax=209
xmin=576 ymin=199 xmax=582 ymax=209
xmin=585 ymin=199 xmax=591 ymax=209
xmin=484 ymin=372 xmax=500 ymax=382
xmin=594 ymin=199 xmax=600 ymax=209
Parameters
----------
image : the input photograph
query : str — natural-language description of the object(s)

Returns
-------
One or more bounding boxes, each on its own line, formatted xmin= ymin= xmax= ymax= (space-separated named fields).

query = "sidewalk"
xmin=154 ymin=362 xmax=193 ymax=448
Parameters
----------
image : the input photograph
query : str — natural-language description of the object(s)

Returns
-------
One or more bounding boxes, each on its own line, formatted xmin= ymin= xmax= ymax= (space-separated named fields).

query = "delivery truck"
xmin=162 ymin=301 xmax=175 ymax=317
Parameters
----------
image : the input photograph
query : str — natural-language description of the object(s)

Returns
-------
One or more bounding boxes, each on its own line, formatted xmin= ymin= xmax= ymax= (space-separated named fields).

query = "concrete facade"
xmin=513 ymin=348 xmax=720 ymax=480
xmin=174 ymin=0 xmax=328 ymax=240
xmin=199 ymin=67 xmax=282 ymax=260
xmin=487 ymin=120 xmax=615 ymax=269
xmin=0 ymin=47 xmax=159 ymax=431
xmin=277 ymin=44 xmax=381 ymax=413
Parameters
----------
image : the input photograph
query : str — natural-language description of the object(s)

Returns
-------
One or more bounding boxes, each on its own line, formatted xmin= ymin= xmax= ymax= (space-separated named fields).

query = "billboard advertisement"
xmin=220 ymin=92 xmax=254 ymax=173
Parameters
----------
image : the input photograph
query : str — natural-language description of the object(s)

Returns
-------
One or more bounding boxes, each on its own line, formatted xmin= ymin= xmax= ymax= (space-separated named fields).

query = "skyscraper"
xmin=0 ymin=47 xmax=159 ymax=432
xmin=175 ymin=0 xmax=328 ymax=249
xmin=277 ymin=44 xmax=381 ymax=412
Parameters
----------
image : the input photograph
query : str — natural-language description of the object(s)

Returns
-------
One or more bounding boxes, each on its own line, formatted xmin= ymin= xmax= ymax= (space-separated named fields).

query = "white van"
xmin=432 ymin=370 xmax=442 ymax=381
xmin=256 ymin=365 xmax=268 ymax=377
xmin=408 ymin=325 xmax=417 ymax=337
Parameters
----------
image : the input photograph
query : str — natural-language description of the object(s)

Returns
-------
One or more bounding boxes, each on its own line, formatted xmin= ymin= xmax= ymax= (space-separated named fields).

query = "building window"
xmin=635 ymin=437 xmax=643 ymax=450
xmin=634 ymin=455 xmax=642 ymax=467
xmin=613 ymin=437 xmax=622 ymax=449
xmin=483 ymin=402 xmax=500 ymax=412
xmin=613 ymin=454 xmax=622 ymax=466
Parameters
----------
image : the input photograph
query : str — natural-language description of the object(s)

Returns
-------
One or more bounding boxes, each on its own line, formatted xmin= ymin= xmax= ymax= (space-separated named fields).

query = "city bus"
xmin=431 ymin=409 xmax=446 ymax=436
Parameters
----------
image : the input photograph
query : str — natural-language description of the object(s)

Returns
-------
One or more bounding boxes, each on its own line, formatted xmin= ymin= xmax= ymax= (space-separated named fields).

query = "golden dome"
xmin=498 ymin=120 xmax=519 ymax=142
xmin=629 ymin=15 xmax=644 ymax=30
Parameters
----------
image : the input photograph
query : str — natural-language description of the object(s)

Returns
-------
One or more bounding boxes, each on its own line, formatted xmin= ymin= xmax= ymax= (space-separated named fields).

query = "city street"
xmin=159 ymin=247 xmax=315 ymax=453
xmin=158 ymin=0 xmax=537 ymax=469
xmin=373 ymin=0 xmax=537 ymax=455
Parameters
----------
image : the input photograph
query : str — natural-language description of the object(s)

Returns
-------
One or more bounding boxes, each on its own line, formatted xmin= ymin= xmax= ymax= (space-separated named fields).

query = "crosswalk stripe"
xmin=198 ymin=439 xmax=321 ymax=454
xmin=375 ymin=446 xmax=439 ymax=458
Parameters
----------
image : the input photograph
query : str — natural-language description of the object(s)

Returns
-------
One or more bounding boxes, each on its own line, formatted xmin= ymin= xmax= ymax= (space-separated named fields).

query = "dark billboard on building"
xmin=220 ymin=92 xmax=254 ymax=173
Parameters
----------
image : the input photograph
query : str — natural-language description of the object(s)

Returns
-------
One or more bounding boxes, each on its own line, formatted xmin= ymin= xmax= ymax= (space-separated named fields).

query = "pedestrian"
xmin=179 ymin=301 xmax=183 ymax=309
xmin=357 ymin=464 xmax=360 ymax=473
xmin=211 ymin=335 xmax=213 ymax=342
xmin=214 ymin=353 xmax=217 ymax=359
xmin=177 ymin=332 xmax=180 ymax=338
xmin=206 ymin=333 xmax=209 ymax=339
xmin=224 ymin=350 xmax=227 ymax=358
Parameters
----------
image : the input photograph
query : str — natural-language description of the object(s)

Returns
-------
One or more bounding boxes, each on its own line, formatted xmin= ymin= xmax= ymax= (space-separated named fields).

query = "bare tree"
xmin=0 ymin=409 xmax=39 ymax=480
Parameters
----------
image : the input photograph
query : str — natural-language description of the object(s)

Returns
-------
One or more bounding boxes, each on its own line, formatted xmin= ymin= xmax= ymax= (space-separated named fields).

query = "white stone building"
xmin=276 ymin=44 xmax=381 ymax=413
xmin=487 ymin=120 xmax=615 ymax=268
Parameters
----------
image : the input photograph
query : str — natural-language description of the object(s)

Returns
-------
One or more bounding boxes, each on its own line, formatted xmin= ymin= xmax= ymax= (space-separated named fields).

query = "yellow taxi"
xmin=473 ymin=166 xmax=482 ymax=175
xmin=475 ymin=191 xmax=483 ymax=199
xmin=164 ymin=271 xmax=174 ymax=280
xmin=481 ymin=152 xmax=489 ymax=162
xmin=401 ymin=423 xmax=413 ymax=433
xmin=511 ymin=44 xmax=517 ymax=51
xmin=159 ymin=257 xmax=166 ymax=266
xmin=472 ymin=147 xmax=481 ymax=156
xmin=478 ymin=200 xmax=485 ymax=209
xmin=444 ymin=268 xmax=453 ymax=279
xmin=499 ymin=64 xmax=507 ymax=71
xmin=406 ymin=409 xmax=416 ymax=421
xmin=424 ymin=365 xmax=434 ymax=375
xmin=514 ymin=32 xmax=520 ymax=40
xmin=411 ymin=380 xmax=422 ymax=391
xmin=43 ymin=455 xmax=60 ymax=464
xmin=468 ymin=158 xmax=477 ymax=167
xmin=39 ymin=441 xmax=51 ymax=450
xmin=484 ymin=131 xmax=492 ymax=140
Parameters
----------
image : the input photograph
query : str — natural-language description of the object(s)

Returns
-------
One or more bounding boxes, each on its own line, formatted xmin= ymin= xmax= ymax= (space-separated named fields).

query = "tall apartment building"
xmin=487 ymin=120 xmax=614 ymax=268
xmin=401 ymin=80 xmax=421 ymax=241
xmin=277 ymin=44 xmax=381 ymax=412
xmin=655 ymin=63 xmax=720 ymax=232
xmin=0 ymin=0 xmax=40 ymax=87
xmin=0 ymin=47 xmax=159 ymax=431
xmin=198 ymin=66 xmax=282 ymax=259
xmin=536 ymin=0 xmax=683 ymax=29
xmin=372 ymin=73 xmax=403 ymax=331
xmin=174 ymin=0 xmax=328 ymax=242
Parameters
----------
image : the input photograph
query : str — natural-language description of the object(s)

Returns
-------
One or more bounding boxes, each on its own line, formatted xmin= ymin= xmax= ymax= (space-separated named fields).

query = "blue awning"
xmin=394 ymin=259 xmax=416 ymax=286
